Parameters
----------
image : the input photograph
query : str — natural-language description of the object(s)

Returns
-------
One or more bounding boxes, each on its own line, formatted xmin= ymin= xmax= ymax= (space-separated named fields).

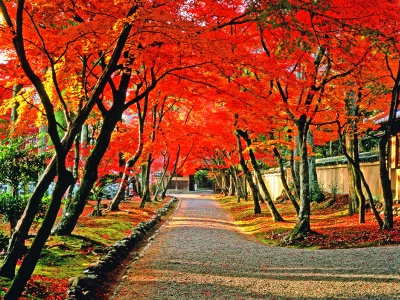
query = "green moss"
xmin=73 ymin=218 xmax=133 ymax=245
xmin=33 ymin=235 xmax=98 ymax=279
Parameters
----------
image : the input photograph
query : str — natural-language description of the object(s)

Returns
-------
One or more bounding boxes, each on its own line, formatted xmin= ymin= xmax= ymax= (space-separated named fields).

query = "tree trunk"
xmin=308 ymin=130 xmax=323 ymax=203
xmin=377 ymin=59 xmax=400 ymax=229
xmin=352 ymin=133 xmax=365 ymax=223
xmin=346 ymin=130 xmax=358 ymax=215
xmin=289 ymin=150 xmax=300 ymax=200
xmin=108 ymin=147 xmax=143 ymax=211
xmin=291 ymin=118 xmax=311 ymax=236
xmin=345 ymin=149 xmax=383 ymax=228
xmin=292 ymin=137 xmax=301 ymax=198
xmin=161 ymin=174 xmax=173 ymax=200
xmin=238 ymin=130 xmax=283 ymax=221
xmin=273 ymin=147 xmax=300 ymax=214
xmin=153 ymin=153 xmax=169 ymax=201
xmin=229 ymin=166 xmax=244 ymax=202
xmin=8 ymin=215 xmax=18 ymax=237
xmin=235 ymin=131 xmax=261 ymax=214
xmin=140 ymin=154 xmax=153 ymax=208
xmin=216 ymin=167 xmax=229 ymax=196
xmin=379 ymin=136 xmax=394 ymax=229
xmin=65 ymin=133 xmax=81 ymax=208
xmin=337 ymin=122 xmax=384 ymax=228
xmin=52 ymin=107 xmax=124 ymax=236
xmin=5 ymin=169 xmax=74 ymax=300
xmin=0 ymin=156 xmax=57 ymax=279
xmin=228 ymin=166 xmax=241 ymax=202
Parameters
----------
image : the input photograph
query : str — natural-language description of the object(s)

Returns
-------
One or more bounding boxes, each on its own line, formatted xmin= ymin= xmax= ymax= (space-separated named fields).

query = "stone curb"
xmin=66 ymin=197 xmax=179 ymax=300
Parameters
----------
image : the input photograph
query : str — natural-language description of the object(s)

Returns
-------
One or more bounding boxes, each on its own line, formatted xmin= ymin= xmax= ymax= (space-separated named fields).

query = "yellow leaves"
xmin=243 ymin=140 xmax=274 ymax=153
xmin=0 ymin=86 xmax=36 ymax=117
xmin=112 ymin=13 xmax=138 ymax=32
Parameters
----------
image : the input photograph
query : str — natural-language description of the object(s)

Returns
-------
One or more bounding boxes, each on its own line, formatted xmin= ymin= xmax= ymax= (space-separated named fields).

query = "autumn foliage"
xmin=1 ymin=0 xmax=400 ymax=298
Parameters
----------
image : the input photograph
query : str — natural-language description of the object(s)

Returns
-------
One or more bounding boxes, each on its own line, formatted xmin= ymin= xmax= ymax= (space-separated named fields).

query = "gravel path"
xmin=110 ymin=192 xmax=400 ymax=299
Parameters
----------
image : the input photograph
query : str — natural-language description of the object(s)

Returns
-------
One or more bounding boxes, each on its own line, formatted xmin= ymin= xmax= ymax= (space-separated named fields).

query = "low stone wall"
xmin=66 ymin=197 xmax=179 ymax=300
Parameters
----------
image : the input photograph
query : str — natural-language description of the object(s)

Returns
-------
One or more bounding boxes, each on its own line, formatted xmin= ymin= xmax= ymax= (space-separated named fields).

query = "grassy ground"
xmin=0 ymin=196 xmax=174 ymax=299
xmin=217 ymin=193 xmax=400 ymax=249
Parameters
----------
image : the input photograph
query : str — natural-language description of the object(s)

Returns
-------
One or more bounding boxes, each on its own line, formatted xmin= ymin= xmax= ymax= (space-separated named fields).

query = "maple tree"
xmin=223 ymin=0 xmax=384 ymax=238
xmin=0 ymin=0 xmax=255 ymax=297
xmin=0 ymin=0 xmax=195 ymax=297
xmin=1 ymin=0 xmax=400 ymax=297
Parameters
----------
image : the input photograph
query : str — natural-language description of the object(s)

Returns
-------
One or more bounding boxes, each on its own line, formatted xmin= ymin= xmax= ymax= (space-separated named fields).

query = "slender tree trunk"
xmin=352 ymin=133 xmax=365 ymax=223
xmin=337 ymin=122 xmax=384 ymax=228
xmin=5 ymin=169 xmax=74 ymax=300
xmin=140 ymin=164 xmax=146 ymax=197
xmin=308 ymin=130 xmax=323 ymax=202
xmin=290 ymin=150 xmax=300 ymax=200
xmin=108 ymin=139 xmax=144 ymax=211
xmin=292 ymin=137 xmax=301 ymax=197
xmin=346 ymin=131 xmax=358 ymax=215
xmin=209 ymin=166 xmax=225 ymax=194
xmin=52 ymin=106 xmax=125 ymax=235
xmin=235 ymin=130 xmax=261 ymax=214
xmin=228 ymin=166 xmax=241 ymax=202
xmin=347 ymin=165 xmax=357 ymax=215
xmin=273 ymin=147 xmax=300 ymax=214
xmin=140 ymin=154 xmax=153 ymax=208
xmin=153 ymin=153 xmax=169 ymax=201
xmin=130 ymin=176 xmax=139 ymax=196
xmin=377 ymin=61 xmax=400 ymax=230
xmin=238 ymin=130 xmax=283 ymax=221
xmin=65 ymin=133 xmax=81 ymax=207
xmin=228 ymin=166 xmax=244 ymax=202
xmin=345 ymin=92 xmax=359 ymax=216
xmin=219 ymin=169 xmax=230 ymax=196
xmin=9 ymin=216 xmax=18 ymax=237
xmin=379 ymin=136 xmax=394 ymax=229
xmin=161 ymin=174 xmax=173 ymax=200
xmin=0 ymin=156 xmax=57 ymax=279
xmin=345 ymin=149 xmax=383 ymax=228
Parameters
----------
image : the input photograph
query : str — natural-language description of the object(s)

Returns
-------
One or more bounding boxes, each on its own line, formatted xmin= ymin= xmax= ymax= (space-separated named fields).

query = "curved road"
xmin=111 ymin=192 xmax=400 ymax=299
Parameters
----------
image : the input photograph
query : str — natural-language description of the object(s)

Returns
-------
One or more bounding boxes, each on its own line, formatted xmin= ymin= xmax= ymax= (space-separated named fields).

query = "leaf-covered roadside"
xmin=218 ymin=194 xmax=400 ymax=250
xmin=0 ymin=196 xmax=174 ymax=299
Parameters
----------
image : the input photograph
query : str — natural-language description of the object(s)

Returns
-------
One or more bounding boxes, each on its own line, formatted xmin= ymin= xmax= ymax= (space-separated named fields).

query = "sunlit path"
xmin=111 ymin=192 xmax=400 ymax=299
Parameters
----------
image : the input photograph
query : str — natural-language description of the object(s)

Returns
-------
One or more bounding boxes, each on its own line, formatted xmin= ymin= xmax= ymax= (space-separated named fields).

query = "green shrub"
xmin=0 ymin=192 xmax=27 ymax=225
xmin=311 ymin=181 xmax=325 ymax=203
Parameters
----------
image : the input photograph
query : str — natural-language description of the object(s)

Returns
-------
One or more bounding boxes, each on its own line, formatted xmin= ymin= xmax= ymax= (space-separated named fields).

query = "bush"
xmin=0 ymin=193 xmax=50 ymax=234
xmin=0 ymin=192 xmax=27 ymax=225
xmin=311 ymin=181 xmax=325 ymax=203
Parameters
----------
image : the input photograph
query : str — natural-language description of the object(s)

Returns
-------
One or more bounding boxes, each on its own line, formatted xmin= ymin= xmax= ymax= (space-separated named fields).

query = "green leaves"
xmin=0 ymin=136 xmax=48 ymax=194
xmin=0 ymin=192 xmax=26 ymax=224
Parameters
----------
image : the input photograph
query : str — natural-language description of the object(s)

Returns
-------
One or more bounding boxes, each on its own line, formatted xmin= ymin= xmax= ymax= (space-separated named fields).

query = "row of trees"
xmin=0 ymin=0 xmax=400 ymax=298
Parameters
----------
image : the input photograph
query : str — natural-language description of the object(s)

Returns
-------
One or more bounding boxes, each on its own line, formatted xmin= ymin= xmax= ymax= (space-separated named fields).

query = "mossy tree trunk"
xmin=291 ymin=117 xmax=312 ymax=236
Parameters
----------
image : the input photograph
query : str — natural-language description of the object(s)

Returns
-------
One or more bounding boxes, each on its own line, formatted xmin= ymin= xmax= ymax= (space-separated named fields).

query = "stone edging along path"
xmin=66 ymin=197 xmax=179 ymax=300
